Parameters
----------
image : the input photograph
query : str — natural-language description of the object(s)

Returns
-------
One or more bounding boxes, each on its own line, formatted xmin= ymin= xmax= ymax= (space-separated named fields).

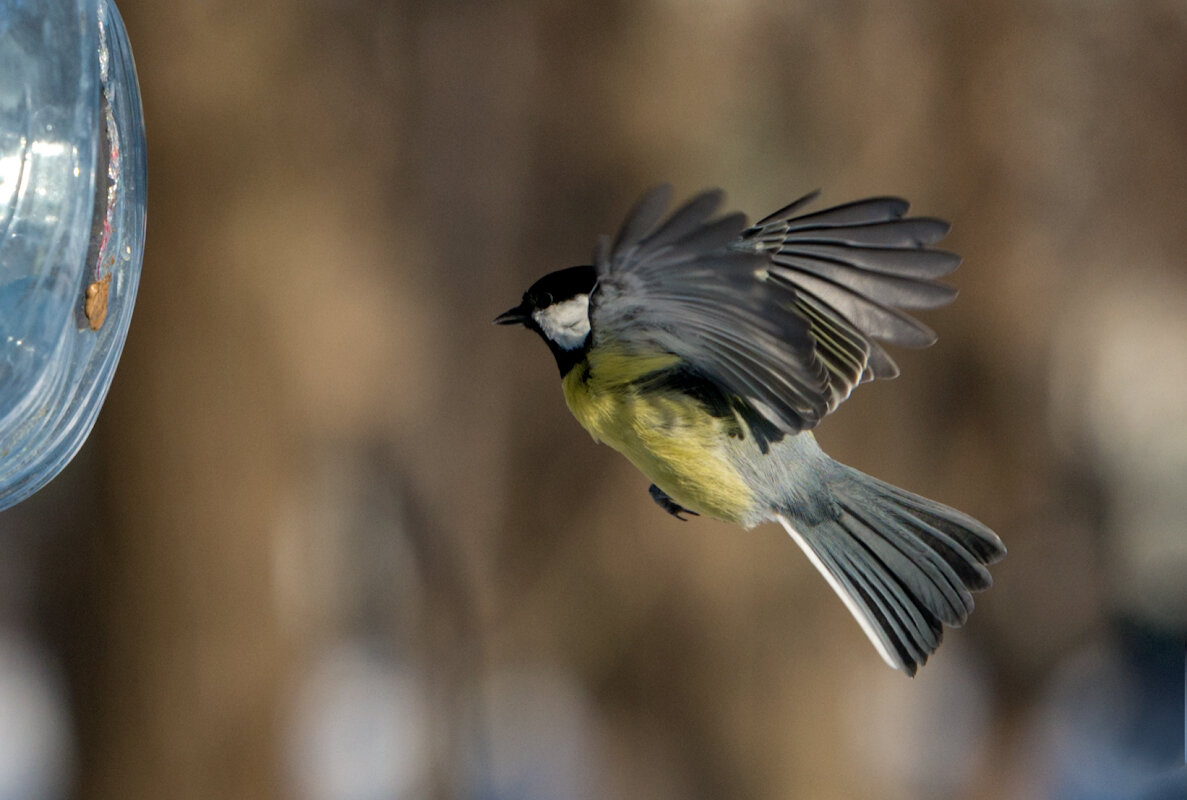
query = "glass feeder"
xmin=0 ymin=0 xmax=146 ymax=510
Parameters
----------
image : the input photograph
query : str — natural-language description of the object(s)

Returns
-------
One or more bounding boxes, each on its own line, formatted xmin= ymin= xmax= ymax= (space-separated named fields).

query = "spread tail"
xmin=776 ymin=464 xmax=1005 ymax=676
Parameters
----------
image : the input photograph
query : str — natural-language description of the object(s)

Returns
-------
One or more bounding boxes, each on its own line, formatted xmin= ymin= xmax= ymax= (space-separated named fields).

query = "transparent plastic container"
xmin=0 ymin=0 xmax=146 ymax=510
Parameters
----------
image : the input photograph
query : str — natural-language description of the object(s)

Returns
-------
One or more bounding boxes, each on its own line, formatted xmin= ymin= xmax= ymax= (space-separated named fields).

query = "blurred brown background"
xmin=2 ymin=0 xmax=1186 ymax=798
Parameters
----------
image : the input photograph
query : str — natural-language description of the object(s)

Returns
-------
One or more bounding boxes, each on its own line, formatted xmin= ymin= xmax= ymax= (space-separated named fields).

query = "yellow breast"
xmin=561 ymin=349 xmax=755 ymax=523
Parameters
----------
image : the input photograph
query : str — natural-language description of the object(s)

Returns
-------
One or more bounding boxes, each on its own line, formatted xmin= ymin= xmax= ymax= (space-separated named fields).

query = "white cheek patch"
xmin=533 ymin=294 xmax=591 ymax=350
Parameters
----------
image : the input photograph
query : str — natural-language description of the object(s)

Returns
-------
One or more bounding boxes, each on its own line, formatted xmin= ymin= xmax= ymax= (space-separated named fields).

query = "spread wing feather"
xmin=589 ymin=185 xmax=961 ymax=440
xmin=745 ymin=190 xmax=961 ymax=393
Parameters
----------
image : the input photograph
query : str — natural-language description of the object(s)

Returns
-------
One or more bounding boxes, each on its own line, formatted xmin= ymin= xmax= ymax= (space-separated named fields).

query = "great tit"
xmin=496 ymin=185 xmax=1005 ymax=676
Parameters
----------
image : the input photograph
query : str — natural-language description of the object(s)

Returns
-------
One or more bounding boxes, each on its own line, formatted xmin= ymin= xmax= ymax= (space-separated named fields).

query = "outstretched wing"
xmin=735 ymin=190 xmax=960 ymax=411
xmin=588 ymin=185 xmax=960 ymax=445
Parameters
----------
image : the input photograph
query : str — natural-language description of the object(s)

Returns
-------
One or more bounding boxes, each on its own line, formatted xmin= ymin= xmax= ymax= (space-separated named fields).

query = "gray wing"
xmin=735 ymin=190 xmax=960 ymax=411
xmin=589 ymin=185 xmax=960 ymax=443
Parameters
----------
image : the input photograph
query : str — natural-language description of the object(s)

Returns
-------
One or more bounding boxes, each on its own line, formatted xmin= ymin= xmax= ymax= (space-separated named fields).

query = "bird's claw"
xmin=649 ymin=484 xmax=699 ymax=521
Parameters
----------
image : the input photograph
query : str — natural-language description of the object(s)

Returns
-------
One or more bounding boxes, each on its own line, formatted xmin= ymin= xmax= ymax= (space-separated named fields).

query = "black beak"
xmin=494 ymin=304 xmax=529 ymax=326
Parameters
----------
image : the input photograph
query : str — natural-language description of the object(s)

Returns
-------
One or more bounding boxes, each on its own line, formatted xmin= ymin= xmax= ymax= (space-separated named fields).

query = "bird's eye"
xmin=543 ymin=292 xmax=554 ymax=306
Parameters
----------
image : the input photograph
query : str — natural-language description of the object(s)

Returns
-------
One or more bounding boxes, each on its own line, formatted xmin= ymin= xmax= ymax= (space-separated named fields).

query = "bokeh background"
xmin=2 ymin=0 xmax=1186 ymax=798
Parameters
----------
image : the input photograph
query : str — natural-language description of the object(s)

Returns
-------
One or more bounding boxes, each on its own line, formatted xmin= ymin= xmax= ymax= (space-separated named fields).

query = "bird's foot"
xmin=649 ymin=484 xmax=699 ymax=521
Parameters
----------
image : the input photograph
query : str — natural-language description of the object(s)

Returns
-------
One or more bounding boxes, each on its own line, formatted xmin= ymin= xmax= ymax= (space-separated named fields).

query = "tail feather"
xmin=777 ymin=466 xmax=1005 ymax=676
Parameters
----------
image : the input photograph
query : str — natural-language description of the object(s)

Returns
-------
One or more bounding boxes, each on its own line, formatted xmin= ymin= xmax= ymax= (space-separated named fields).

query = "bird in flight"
xmin=497 ymin=185 xmax=1005 ymax=675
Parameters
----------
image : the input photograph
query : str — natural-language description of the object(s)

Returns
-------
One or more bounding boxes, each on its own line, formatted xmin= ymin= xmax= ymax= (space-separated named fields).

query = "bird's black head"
xmin=495 ymin=265 xmax=597 ymax=376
